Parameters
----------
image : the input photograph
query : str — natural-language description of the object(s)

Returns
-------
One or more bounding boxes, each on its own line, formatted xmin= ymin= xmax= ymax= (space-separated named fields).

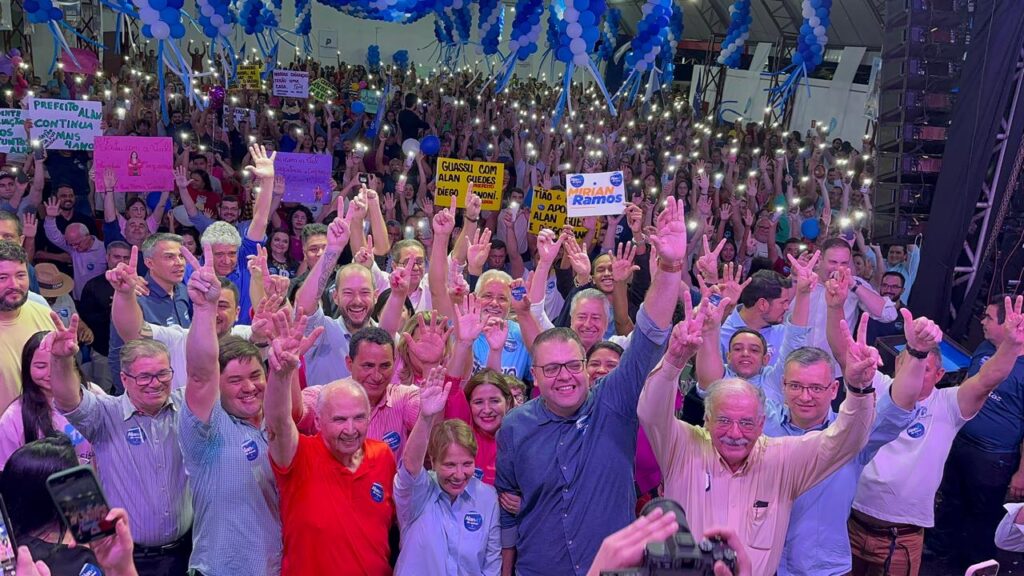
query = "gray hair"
xmin=65 ymin=223 xmax=88 ymax=237
xmin=569 ymin=288 xmax=608 ymax=317
xmin=120 ymin=339 xmax=170 ymax=370
xmin=200 ymin=221 xmax=242 ymax=248
xmin=475 ymin=269 xmax=513 ymax=296
xmin=317 ymin=378 xmax=371 ymax=416
xmin=141 ymin=233 xmax=183 ymax=259
xmin=703 ymin=378 xmax=766 ymax=421
xmin=106 ymin=240 xmax=131 ymax=254
xmin=783 ymin=346 xmax=835 ymax=376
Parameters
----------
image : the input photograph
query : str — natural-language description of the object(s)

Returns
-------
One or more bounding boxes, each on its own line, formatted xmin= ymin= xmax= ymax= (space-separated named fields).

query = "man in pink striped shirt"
xmin=298 ymin=326 xmax=421 ymax=460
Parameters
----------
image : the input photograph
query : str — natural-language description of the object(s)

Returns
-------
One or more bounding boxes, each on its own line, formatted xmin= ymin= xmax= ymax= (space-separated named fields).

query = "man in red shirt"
xmin=264 ymin=310 xmax=396 ymax=576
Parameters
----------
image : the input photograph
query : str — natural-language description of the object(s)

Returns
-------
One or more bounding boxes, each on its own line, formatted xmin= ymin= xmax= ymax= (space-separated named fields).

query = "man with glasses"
xmin=51 ymin=331 xmax=193 ymax=575
xmin=495 ymin=198 xmax=688 ymax=576
xmin=639 ymin=299 xmax=878 ymax=575
xmin=866 ymin=271 xmax=906 ymax=345
xmin=42 ymin=196 xmax=107 ymax=300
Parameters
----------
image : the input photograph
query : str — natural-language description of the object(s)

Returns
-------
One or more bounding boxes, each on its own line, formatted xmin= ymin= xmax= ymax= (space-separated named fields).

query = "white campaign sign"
xmin=565 ymin=171 xmax=626 ymax=217
xmin=28 ymin=98 xmax=102 ymax=151
xmin=0 ymin=108 xmax=27 ymax=153
xmin=273 ymin=70 xmax=309 ymax=98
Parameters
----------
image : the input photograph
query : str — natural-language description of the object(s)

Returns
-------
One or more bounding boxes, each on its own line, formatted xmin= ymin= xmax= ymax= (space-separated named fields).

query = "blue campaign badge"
xmin=370 ymin=482 xmax=385 ymax=503
xmin=125 ymin=426 xmax=146 ymax=446
xmin=464 ymin=512 xmax=483 ymax=532
xmin=86 ymin=262 xmax=95 ymax=271
xmin=503 ymin=337 xmax=518 ymax=353
xmin=569 ymin=174 xmax=585 ymax=188
xmin=382 ymin=431 xmax=402 ymax=452
xmin=511 ymin=285 xmax=527 ymax=301
xmin=474 ymin=468 xmax=484 ymax=480
xmin=907 ymin=423 xmax=926 ymax=439
xmin=63 ymin=423 xmax=85 ymax=446
xmin=609 ymin=172 xmax=623 ymax=187
xmin=79 ymin=563 xmax=102 ymax=576
xmin=576 ymin=414 xmax=591 ymax=432
xmin=242 ymin=439 xmax=260 ymax=461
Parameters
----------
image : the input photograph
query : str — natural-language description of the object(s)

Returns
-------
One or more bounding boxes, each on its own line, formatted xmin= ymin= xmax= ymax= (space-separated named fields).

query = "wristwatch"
xmin=905 ymin=346 xmax=930 ymax=360
xmin=846 ymin=382 xmax=875 ymax=396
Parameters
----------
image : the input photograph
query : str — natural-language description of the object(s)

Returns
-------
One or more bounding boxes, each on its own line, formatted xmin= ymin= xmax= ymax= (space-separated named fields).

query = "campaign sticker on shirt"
xmin=576 ymin=414 xmax=591 ymax=432
xmin=503 ymin=337 xmax=518 ymax=353
xmin=125 ymin=426 xmax=146 ymax=446
xmin=79 ymin=563 xmax=102 ymax=576
xmin=382 ymin=431 xmax=402 ymax=452
xmin=63 ymin=423 xmax=86 ymax=446
xmin=464 ymin=512 xmax=483 ymax=532
xmin=906 ymin=423 xmax=926 ymax=439
xmin=474 ymin=468 xmax=484 ymax=480
xmin=370 ymin=482 xmax=385 ymax=503
xmin=86 ymin=262 xmax=95 ymax=271
xmin=242 ymin=439 xmax=260 ymax=461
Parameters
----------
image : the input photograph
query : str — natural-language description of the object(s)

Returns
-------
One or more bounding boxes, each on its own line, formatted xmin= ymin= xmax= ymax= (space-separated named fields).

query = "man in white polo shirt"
xmin=825 ymin=286 xmax=1024 ymax=576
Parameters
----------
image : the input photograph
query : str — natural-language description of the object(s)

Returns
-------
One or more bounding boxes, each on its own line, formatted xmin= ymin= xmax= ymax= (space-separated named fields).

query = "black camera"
xmin=601 ymin=498 xmax=738 ymax=576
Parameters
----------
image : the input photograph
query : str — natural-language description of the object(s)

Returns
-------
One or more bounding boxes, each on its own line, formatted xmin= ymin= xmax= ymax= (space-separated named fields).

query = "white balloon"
xmin=200 ymin=4 xmax=214 ymax=16
xmin=814 ymin=25 xmax=826 ymax=36
xmin=509 ymin=39 xmax=520 ymax=50
xmin=570 ymin=37 xmax=585 ymax=52
xmin=740 ymin=32 xmax=749 ymax=41
xmin=574 ymin=53 xmax=589 ymax=65
xmin=211 ymin=13 xmax=223 ymax=25
xmin=402 ymin=138 xmax=420 ymax=156
xmin=140 ymin=7 xmax=158 ymax=22
xmin=809 ymin=15 xmax=819 ymax=27
xmin=637 ymin=61 xmax=648 ymax=71
xmin=564 ymin=6 xmax=579 ymax=21
xmin=567 ymin=22 xmax=582 ymax=38
xmin=802 ymin=4 xmax=813 ymax=17
xmin=151 ymin=20 xmax=170 ymax=39
xmin=644 ymin=51 xmax=656 ymax=62
xmin=817 ymin=35 xmax=827 ymax=44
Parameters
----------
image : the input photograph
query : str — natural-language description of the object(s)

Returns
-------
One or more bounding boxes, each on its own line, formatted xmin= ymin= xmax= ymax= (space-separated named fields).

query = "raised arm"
xmin=182 ymin=243 xmax=221 ymax=423
xmin=402 ymin=367 xmax=450 ymax=475
xmin=109 ymin=246 xmax=151 ymax=342
xmin=958 ymin=296 xmax=1024 ymax=418
xmin=427 ymin=208 xmax=457 ymax=321
xmin=265 ymin=309 xmax=324 ymax=468
xmin=49 ymin=313 xmax=84 ymax=412
xmin=295 ymin=197 xmax=350 ymax=315
xmin=244 ymin=144 xmax=275 ymax=242
xmin=824 ymin=268 xmax=853 ymax=370
xmin=643 ymin=196 xmax=690 ymax=329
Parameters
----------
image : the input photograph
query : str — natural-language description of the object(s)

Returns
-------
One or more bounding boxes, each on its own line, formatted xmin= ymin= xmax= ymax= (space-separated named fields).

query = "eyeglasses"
xmin=783 ymin=382 xmax=832 ymax=396
xmin=122 ymin=368 xmax=175 ymax=387
xmin=399 ymin=258 xmax=426 ymax=269
xmin=534 ymin=360 xmax=585 ymax=378
xmin=712 ymin=416 xmax=758 ymax=432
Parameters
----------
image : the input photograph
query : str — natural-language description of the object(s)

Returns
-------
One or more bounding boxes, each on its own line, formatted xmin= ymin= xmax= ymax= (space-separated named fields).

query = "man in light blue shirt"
xmin=719 ymin=270 xmax=793 ymax=373
xmin=763 ymin=308 xmax=937 ymax=575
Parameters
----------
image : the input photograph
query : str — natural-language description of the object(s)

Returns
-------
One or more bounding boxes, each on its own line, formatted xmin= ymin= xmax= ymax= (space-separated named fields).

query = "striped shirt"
xmin=179 ymin=401 xmax=281 ymax=575
xmin=63 ymin=388 xmax=193 ymax=547
xmin=298 ymin=381 xmax=420 ymax=460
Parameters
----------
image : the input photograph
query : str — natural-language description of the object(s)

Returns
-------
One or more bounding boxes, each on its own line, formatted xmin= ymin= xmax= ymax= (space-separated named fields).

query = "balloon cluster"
xmin=794 ymin=0 xmax=830 ymax=69
xmin=597 ymin=7 xmax=620 ymax=63
xmin=717 ymin=0 xmax=751 ymax=68
xmin=624 ymin=0 xmax=668 ymax=74
xmin=239 ymin=0 xmax=266 ymax=35
xmin=452 ymin=2 xmax=473 ymax=45
xmin=197 ymin=0 xmax=235 ymax=40
xmin=550 ymin=0 xmax=612 ymax=124
xmin=295 ymin=0 xmax=312 ymax=53
xmin=23 ymin=0 xmax=61 ymax=24
xmin=660 ymin=2 xmax=682 ymax=87
xmin=494 ymin=0 xmax=544 ymax=92
xmin=476 ymin=0 xmax=503 ymax=56
xmin=392 ymin=49 xmax=410 ymax=69
xmin=668 ymin=2 xmax=684 ymax=53
xmin=134 ymin=0 xmax=187 ymax=40
xmin=543 ymin=2 xmax=559 ymax=63
xmin=367 ymin=44 xmax=381 ymax=72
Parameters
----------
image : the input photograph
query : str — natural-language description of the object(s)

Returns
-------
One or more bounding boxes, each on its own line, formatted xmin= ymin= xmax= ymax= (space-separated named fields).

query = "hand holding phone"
xmin=46 ymin=465 xmax=116 ymax=544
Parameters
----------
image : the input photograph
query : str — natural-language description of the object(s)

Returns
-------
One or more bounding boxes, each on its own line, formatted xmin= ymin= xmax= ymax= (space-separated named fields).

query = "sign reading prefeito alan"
xmin=28 ymin=98 xmax=102 ymax=150
xmin=434 ymin=157 xmax=504 ymax=210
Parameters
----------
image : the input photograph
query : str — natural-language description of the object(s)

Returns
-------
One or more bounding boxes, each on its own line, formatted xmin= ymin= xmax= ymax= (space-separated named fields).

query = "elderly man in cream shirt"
xmin=638 ymin=299 xmax=879 ymax=576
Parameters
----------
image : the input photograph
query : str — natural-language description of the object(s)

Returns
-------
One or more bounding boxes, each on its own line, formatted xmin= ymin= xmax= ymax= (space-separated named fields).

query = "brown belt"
xmin=850 ymin=509 xmax=923 ymax=537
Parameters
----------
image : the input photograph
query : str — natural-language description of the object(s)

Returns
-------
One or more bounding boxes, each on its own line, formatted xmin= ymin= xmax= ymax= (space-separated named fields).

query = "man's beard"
xmin=0 ymin=289 xmax=27 ymax=312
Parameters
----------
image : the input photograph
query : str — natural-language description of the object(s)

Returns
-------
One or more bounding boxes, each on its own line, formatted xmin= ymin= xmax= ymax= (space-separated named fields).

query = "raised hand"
xmin=465 ymin=190 xmax=482 ymax=222
xmin=900 ymin=307 xmax=943 ymax=352
xmin=20 ymin=212 xmax=37 ymax=238
xmin=103 ymin=167 xmax=118 ymax=192
xmin=432 ymin=207 xmax=456 ymax=238
xmin=349 ymin=191 xmax=369 ymax=221
xmin=326 ymin=198 xmax=351 ymax=252
xmin=353 ymin=235 xmax=374 ymax=269
xmin=455 ymin=293 xmax=485 ymax=342
xmin=718 ymin=262 xmax=750 ymax=305
xmin=508 ymin=278 xmax=532 ymax=315
xmin=841 ymin=313 xmax=882 ymax=387
xmin=43 ymin=196 xmax=60 ymax=218
xmin=267 ymin=308 xmax=325 ymax=374
xmin=466 ymin=227 xmax=493 ymax=273
xmin=245 ymin=143 xmax=276 ymax=180
xmin=404 ymin=313 xmax=452 ymax=364
xmin=105 ymin=245 xmax=149 ymax=296
xmin=610 ymin=242 xmax=639 ymax=283
xmin=418 ymin=365 xmax=452 ymax=418
xmin=824 ymin=267 xmax=851 ymax=309
xmin=47 ymin=312 xmax=80 ymax=358
xmin=564 ymin=237 xmax=592 ymax=278
xmin=697 ymin=236 xmax=726 ymax=283
xmin=665 ymin=297 xmax=706 ymax=368
xmin=483 ymin=316 xmax=509 ymax=351
xmin=788 ymin=250 xmax=821 ymax=294
xmin=648 ymin=197 xmax=688 ymax=262
xmin=182 ymin=243 xmax=219 ymax=307
xmin=174 ymin=165 xmax=189 ymax=190
xmin=535 ymin=229 xmax=565 ymax=263
xmin=251 ymin=293 xmax=286 ymax=345
xmin=624 ymin=203 xmax=644 ymax=233
xmin=1000 ymin=295 xmax=1024 ymax=349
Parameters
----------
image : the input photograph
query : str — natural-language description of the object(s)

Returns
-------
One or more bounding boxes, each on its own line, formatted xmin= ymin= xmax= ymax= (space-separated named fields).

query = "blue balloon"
xmin=583 ymin=27 xmax=599 ymax=44
xmin=420 ymin=135 xmax=441 ymax=156
xmin=556 ymin=46 xmax=572 ymax=62
xmin=352 ymin=101 xmax=365 ymax=114
xmin=167 ymin=0 xmax=184 ymax=8
xmin=150 ymin=0 xmax=167 ymax=9
xmin=801 ymin=218 xmax=820 ymax=239
xmin=48 ymin=7 xmax=61 ymax=18
xmin=792 ymin=52 xmax=804 ymax=65
xmin=142 ymin=23 xmax=152 ymax=36
xmin=816 ymin=6 xmax=828 ymax=18
xmin=579 ymin=10 xmax=595 ymax=27
xmin=171 ymin=23 xmax=185 ymax=38
xmin=23 ymin=0 xmax=38 ymax=11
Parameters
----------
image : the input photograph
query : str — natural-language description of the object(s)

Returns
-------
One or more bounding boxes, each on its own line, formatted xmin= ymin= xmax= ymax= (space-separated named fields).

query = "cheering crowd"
xmin=0 ymin=53 xmax=1020 ymax=576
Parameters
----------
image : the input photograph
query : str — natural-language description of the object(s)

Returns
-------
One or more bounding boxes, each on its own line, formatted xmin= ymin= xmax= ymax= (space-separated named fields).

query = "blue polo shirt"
xmin=472 ymin=320 xmax=531 ymax=380
xmin=108 ymin=275 xmax=192 ymax=392
xmin=960 ymin=341 xmax=1024 ymax=453
xmin=185 ymin=234 xmax=261 ymax=325
xmin=764 ymin=376 xmax=915 ymax=576
xmin=495 ymin=305 xmax=669 ymax=576
xmin=720 ymin=307 xmax=787 ymax=373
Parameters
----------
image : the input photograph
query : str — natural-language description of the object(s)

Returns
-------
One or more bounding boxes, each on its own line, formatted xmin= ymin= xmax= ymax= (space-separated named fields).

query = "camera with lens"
xmin=601 ymin=498 xmax=738 ymax=576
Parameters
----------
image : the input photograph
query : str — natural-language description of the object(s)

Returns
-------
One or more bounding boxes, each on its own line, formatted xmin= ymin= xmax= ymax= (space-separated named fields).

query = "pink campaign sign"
xmin=60 ymin=48 xmax=100 ymax=75
xmin=275 ymin=152 xmax=332 ymax=204
xmin=93 ymin=136 xmax=174 ymax=193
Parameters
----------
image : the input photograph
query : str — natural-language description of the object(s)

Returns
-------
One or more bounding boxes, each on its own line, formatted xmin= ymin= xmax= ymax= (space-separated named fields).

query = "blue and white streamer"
xmin=716 ymin=0 xmax=750 ymax=68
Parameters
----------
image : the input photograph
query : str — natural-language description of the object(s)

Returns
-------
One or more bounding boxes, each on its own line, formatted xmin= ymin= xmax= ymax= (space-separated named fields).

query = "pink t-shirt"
xmin=0 ymin=397 xmax=96 ymax=469
xmin=443 ymin=377 xmax=497 ymax=485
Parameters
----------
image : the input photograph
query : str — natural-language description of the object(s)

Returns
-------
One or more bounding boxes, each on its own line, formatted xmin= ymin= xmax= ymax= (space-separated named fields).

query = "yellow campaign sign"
xmin=435 ymin=157 xmax=504 ymax=211
xmin=528 ymin=187 xmax=588 ymax=240
xmin=237 ymin=64 xmax=264 ymax=90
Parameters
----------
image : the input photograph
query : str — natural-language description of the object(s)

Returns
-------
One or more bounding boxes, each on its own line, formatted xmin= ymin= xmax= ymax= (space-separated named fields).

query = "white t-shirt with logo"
xmin=852 ymin=373 xmax=971 ymax=527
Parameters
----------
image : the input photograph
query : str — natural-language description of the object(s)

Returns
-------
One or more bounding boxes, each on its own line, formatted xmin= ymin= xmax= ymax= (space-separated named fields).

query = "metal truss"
xmin=949 ymin=43 xmax=1024 ymax=322
xmin=759 ymin=0 xmax=802 ymax=37
xmin=693 ymin=0 xmax=730 ymax=35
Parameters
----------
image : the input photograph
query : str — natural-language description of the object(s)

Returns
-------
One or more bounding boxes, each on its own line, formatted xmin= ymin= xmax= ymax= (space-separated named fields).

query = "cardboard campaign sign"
xmin=223 ymin=105 xmax=257 ymax=129
xmin=565 ymin=171 xmax=626 ymax=217
xmin=273 ymin=70 xmax=309 ymax=98
xmin=359 ymin=89 xmax=381 ymax=114
xmin=0 ymin=108 xmax=28 ymax=153
xmin=435 ymin=157 xmax=503 ymax=211
xmin=29 ymin=98 xmax=102 ymax=150
xmin=237 ymin=64 xmax=263 ymax=90
xmin=310 ymin=78 xmax=339 ymax=102
xmin=275 ymin=152 xmax=332 ymax=204
xmin=528 ymin=187 xmax=588 ymax=240
xmin=92 ymin=137 xmax=174 ymax=192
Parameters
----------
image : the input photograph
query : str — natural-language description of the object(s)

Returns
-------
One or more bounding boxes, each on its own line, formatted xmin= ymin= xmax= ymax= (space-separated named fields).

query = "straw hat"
xmin=34 ymin=263 xmax=73 ymax=298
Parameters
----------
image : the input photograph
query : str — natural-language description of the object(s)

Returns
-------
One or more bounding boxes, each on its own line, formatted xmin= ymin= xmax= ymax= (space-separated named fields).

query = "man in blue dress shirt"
xmin=495 ymin=198 xmax=688 ymax=576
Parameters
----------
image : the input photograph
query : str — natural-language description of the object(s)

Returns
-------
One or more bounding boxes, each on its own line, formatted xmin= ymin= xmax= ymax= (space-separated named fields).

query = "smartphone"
xmin=0 ymin=495 xmax=16 ymax=576
xmin=965 ymin=560 xmax=999 ymax=576
xmin=358 ymin=172 xmax=369 ymax=186
xmin=46 ymin=465 xmax=116 ymax=544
